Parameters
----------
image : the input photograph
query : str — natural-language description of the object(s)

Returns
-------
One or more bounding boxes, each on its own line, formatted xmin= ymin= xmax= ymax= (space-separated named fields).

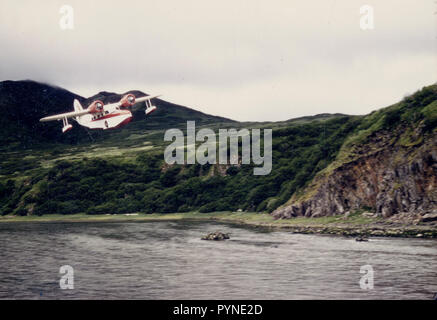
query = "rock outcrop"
xmin=201 ymin=231 xmax=230 ymax=241
xmin=272 ymin=128 xmax=437 ymax=219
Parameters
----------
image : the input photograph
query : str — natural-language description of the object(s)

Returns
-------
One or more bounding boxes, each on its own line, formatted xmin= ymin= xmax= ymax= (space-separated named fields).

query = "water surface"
xmin=0 ymin=221 xmax=436 ymax=299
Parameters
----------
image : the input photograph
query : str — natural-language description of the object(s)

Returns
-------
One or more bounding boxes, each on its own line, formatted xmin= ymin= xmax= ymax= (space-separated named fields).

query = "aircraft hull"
xmin=77 ymin=110 xmax=133 ymax=130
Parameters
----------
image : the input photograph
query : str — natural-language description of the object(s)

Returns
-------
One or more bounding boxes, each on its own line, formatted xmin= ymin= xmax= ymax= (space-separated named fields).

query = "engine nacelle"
xmin=120 ymin=94 xmax=136 ymax=107
xmin=87 ymin=100 xmax=104 ymax=113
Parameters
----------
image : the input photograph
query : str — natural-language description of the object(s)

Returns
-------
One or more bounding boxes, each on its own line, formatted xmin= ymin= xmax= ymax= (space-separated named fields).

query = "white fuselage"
xmin=76 ymin=104 xmax=132 ymax=130
xmin=40 ymin=93 xmax=159 ymax=133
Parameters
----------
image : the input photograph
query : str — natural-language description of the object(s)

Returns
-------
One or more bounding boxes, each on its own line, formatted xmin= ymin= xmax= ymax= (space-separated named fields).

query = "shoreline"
xmin=0 ymin=211 xmax=436 ymax=238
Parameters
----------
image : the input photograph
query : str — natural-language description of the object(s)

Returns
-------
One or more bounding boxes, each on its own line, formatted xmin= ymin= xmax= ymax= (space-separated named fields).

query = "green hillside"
xmin=0 ymin=81 xmax=435 ymax=217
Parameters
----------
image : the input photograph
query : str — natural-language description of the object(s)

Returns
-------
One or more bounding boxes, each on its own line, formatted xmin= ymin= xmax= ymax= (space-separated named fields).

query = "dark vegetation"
xmin=0 ymin=80 xmax=234 ymax=148
xmin=0 ymin=115 xmax=358 ymax=215
xmin=0 ymin=81 xmax=436 ymax=216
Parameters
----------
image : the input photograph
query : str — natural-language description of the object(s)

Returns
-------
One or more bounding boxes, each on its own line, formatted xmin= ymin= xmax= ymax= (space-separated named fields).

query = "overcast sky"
xmin=0 ymin=0 xmax=436 ymax=121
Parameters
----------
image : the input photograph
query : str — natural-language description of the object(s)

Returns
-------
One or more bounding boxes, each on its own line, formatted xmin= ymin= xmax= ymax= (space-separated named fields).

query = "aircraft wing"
xmin=128 ymin=94 xmax=161 ymax=111
xmin=40 ymin=110 xmax=90 ymax=122
xmin=133 ymin=94 xmax=161 ymax=104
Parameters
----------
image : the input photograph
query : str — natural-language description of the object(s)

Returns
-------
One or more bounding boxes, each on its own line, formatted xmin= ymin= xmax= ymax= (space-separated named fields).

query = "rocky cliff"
xmin=273 ymin=85 xmax=437 ymax=219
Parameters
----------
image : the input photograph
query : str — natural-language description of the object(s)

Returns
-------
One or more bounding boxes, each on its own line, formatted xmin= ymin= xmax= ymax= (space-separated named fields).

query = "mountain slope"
xmin=0 ymin=80 xmax=435 ymax=220
xmin=83 ymin=90 xmax=235 ymax=131
xmin=272 ymin=84 xmax=437 ymax=219
xmin=0 ymin=80 xmax=85 ymax=146
xmin=0 ymin=80 xmax=235 ymax=148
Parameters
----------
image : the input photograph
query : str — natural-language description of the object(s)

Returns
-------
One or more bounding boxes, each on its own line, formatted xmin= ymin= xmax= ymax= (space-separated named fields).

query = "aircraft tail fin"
xmin=74 ymin=99 xmax=84 ymax=112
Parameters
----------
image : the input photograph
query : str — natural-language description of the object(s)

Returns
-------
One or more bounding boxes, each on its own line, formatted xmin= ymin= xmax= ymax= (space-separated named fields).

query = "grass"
xmin=0 ymin=210 xmax=378 ymax=226
xmin=1 ymin=211 xmax=435 ymax=238
xmin=399 ymin=127 xmax=423 ymax=147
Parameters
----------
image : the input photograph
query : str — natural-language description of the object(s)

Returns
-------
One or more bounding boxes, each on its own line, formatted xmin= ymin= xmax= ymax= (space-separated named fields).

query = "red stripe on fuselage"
xmin=113 ymin=116 xmax=132 ymax=129
xmin=91 ymin=111 xmax=131 ymax=122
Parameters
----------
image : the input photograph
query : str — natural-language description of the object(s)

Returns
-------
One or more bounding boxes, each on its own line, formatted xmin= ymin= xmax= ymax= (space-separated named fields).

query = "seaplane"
xmin=40 ymin=93 xmax=159 ymax=133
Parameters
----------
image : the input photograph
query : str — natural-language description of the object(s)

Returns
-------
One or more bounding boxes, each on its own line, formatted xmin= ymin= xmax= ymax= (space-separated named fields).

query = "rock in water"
xmin=355 ymin=236 xmax=369 ymax=242
xmin=201 ymin=231 xmax=230 ymax=241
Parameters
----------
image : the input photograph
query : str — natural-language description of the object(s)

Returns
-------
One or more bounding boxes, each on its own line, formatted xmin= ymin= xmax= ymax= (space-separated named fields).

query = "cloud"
xmin=0 ymin=0 xmax=435 ymax=121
